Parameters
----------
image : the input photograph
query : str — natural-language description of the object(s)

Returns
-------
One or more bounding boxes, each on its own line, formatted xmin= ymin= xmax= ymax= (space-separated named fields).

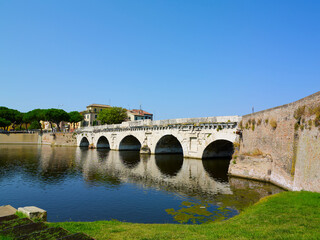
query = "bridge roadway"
xmin=76 ymin=116 xmax=241 ymax=159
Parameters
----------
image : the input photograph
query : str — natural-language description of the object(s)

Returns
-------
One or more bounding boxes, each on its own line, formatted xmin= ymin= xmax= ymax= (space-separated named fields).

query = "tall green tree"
xmin=0 ymin=107 xmax=22 ymax=130
xmin=45 ymin=108 xmax=70 ymax=131
xmin=97 ymin=107 xmax=128 ymax=125
xmin=23 ymin=109 xmax=46 ymax=131
xmin=0 ymin=117 xmax=11 ymax=130
xmin=68 ymin=111 xmax=83 ymax=129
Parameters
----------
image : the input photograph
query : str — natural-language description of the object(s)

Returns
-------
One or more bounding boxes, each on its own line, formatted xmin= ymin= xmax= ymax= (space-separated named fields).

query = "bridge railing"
xmin=76 ymin=116 xmax=241 ymax=133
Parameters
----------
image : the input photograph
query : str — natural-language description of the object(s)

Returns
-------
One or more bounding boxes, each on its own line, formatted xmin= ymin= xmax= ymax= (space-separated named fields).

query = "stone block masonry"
xmin=229 ymin=91 xmax=320 ymax=192
xmin=40 ymin=132 xmax=77 ymax=146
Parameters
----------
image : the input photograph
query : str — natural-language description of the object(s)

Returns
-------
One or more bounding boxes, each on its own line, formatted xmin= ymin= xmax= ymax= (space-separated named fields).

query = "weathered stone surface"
xmin=0 ymin=205 xmax=17 ymax=222
xmin=18 ymin=206 xmax=47 ymax=221
xmin=41 ymin=132 xmax=77 ymax=146
xmin=229 ymin=155 xmax=273 ymax=182
xmin=229 ymin=91 xmax=320 ymax=192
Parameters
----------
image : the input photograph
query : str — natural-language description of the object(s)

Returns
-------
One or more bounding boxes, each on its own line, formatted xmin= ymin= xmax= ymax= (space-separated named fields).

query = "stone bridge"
xmin=76 ymin=116 xmax=241 ymax=159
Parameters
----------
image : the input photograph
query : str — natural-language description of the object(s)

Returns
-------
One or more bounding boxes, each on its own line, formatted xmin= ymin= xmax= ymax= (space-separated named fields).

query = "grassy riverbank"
xmin=49 ymin=191 xmax=320 ymax=240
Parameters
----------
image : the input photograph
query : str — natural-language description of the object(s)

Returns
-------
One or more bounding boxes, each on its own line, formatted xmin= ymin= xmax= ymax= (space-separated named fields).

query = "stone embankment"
xmin=0 ymin=132 xmax=77 ymax=146
xmin=229 ymin=91 xmax=320 ymax=192
xmin=41 ymin=132 xmax=77 ymax=146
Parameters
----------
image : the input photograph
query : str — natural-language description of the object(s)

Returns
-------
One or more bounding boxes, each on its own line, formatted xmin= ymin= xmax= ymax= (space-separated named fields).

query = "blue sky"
xmin=0 ymin=0 xmax=319 ymax=120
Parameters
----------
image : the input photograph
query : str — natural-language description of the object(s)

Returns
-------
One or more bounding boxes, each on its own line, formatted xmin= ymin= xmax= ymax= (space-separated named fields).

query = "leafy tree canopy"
xmin=0 ymin=106 xmax=22 ymax=123
xmin=23 ymin=109 xmax=46 ymax=124
xmin=0 ymin=117 xmax=11 ymax=130
xmin=98 ymin=107 xmax=128 ymax=125
xmin=28 ymin=121 xmax=41 ymax=130
xmin=45 ymin=108 xmax=70 ymax=131
xmin=68 ymin=111 xmax=83 ymax=123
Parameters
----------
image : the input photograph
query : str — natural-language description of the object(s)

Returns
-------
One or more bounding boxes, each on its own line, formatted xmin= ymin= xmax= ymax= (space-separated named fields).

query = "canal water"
xmin=0 ymin=145 xmax=283 ymax=224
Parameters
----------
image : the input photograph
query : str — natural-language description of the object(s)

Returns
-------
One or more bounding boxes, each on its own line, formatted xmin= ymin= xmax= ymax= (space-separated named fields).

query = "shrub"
xmin=309 ymin=105 xmax=320 ymax=116
xmin=294 ymin=122 xmax=300 ymax=131
xmin=251 ymin=148 xmax=263 ymax=156
xmin=243 ymin=148 xmax=263 ymax=157
xmin=252 ymin=124 xmax=255 ymax=131
xmin=239 ymin=120 xmax=243 ymax=130
xmin=265 ymin=119 xmax=269 ymax=124
xmin=257 ymin=119 xmax=262 ymax=126
xmin=315 ymin=114 xmax=320 ymax=127
xmin=270 ymin=119 xmax=277 ymax=129
xmin=294 ymin=105 xmax=306 ymax=120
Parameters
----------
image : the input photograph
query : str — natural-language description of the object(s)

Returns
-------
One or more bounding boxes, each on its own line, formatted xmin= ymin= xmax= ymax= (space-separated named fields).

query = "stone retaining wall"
xmin=0 ymin=133 xmax=40 ymax=144
xmin=40 ymin=133 xmax=77 ymax=146
xmin=229 ymin=91 xmax=320 ymax=192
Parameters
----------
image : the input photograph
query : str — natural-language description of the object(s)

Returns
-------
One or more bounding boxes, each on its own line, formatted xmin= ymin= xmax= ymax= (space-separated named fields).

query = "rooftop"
xmin=86 ymin=104 xmax=111 ymax=108
xmin=129 ymin=109 xmax=153 ymax=116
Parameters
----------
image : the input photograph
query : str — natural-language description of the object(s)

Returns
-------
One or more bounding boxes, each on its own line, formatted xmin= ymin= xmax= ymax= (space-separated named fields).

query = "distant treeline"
xmin=0 ymin=107 xmax=83 ymax=131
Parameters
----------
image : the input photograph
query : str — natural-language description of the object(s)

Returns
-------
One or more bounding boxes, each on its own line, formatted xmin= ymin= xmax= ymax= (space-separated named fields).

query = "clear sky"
xmin=0 ymin=0 xmax=319 ymax=120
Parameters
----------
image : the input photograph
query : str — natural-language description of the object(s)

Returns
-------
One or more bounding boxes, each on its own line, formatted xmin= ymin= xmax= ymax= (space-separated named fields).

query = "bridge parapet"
xmin=76 ymin=116 xmax=241 ymax=133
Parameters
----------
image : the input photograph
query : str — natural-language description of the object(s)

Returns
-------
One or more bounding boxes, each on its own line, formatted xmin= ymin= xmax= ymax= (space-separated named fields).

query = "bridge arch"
xmin=96 ymin=136 xmax=110 ymax=149
xmin=202 ymin=139 xmax=234 ymax=159
xmin=79 ymin=137 xmax=90 ymax=148
xmin=155 ymin=134 xmax=183 ymax=154
xmin=119 ymin=135 xmax=142 ymax=151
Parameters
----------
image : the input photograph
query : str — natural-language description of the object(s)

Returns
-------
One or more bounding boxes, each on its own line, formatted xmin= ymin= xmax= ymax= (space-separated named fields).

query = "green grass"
xmin=50 ymin=191 xmax=320 ymax=240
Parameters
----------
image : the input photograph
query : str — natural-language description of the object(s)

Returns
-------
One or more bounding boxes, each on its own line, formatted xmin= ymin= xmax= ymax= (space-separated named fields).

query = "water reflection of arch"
xmin=154 ymin=134 xmax=184 ymax=154
xmin=119 ymin=151 xmax=141 ymax=169
xmin=79 ymin=137 xmax=90 ymax=148
xmin=96 ymin=136 xmax=110 ymax=149
xmin=202 ymin=158 xmax=230 ymax=182
xmin=155 ymin=154 xmax=183 ymax=177
xmin=76 ymin=148 xmax=232 ymax=196
xmin=119 ymin=135 xmax=141 ymax=151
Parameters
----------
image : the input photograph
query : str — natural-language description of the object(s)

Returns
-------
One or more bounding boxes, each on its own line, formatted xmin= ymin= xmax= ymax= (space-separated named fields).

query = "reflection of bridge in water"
xmin=74 ymin=149 xmax=282 ymax=203
xmin=76 ymin=116 xmax=241 ymax=159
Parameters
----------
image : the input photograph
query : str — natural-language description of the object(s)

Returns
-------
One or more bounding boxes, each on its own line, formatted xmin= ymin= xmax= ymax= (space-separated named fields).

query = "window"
xmin=95 ymin=115 xmax=97 ymax=119
xmin=94 ymin=108 xmax=97 ymax=112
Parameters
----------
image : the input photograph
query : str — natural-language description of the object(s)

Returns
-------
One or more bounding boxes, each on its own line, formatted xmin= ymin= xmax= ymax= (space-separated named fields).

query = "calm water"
xmin=0 ymin=145 xmax=283 ymax=224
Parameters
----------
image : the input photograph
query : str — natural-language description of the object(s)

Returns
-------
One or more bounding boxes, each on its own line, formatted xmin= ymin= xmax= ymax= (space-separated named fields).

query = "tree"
xmin=0 ymin=117 xmax=11 ymax=130
xmin=0 ymin=107 xmax=22 ymax=130
xmin=97 ymin=107 xmax=128 ymax=125
xmin=28 ymin=121 xmax=41 ymax=130
xmin=23 ymin=109 xmax=46 ymax=131
xmin=45 ymin=108 xmax=70 ymax=131
xmin=68 ymin=111 xmax=83 ymax=129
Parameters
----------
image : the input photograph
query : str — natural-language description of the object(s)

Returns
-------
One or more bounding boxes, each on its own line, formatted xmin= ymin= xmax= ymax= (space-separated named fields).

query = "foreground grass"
xmin=50 ymin=191 xmax=320 ymax=240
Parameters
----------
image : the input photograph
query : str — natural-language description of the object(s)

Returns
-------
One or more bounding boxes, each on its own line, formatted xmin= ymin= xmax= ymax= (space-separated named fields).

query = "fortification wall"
xmin=229 ymin=91 xmax=320 ymax=192
xmin=0 ymin=133 xmax=40 ymax=144
xmin=41 ymin=133 xmax=77 ymax=146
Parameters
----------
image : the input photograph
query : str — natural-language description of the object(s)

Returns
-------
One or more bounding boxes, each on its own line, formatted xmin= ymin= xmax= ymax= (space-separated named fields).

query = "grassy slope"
xmin=50 ymin=191 xmax=320 ymax=240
